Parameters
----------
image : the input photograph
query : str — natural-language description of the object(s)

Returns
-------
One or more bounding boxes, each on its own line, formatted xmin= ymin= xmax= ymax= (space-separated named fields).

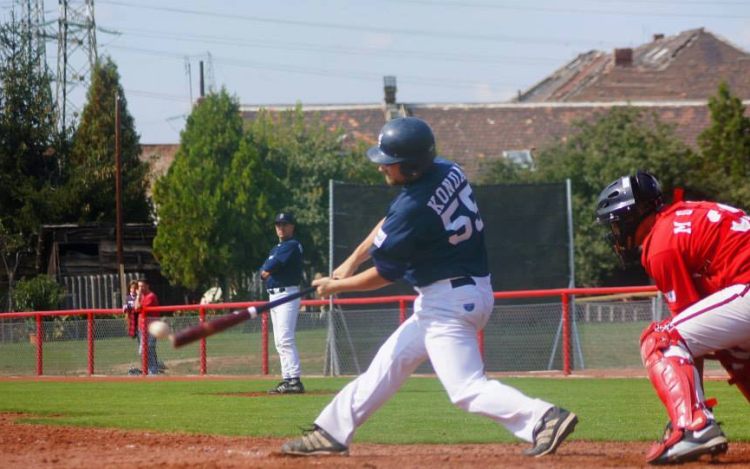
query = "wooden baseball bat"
xmin=170 ymin=286 xmax=316 ymax=348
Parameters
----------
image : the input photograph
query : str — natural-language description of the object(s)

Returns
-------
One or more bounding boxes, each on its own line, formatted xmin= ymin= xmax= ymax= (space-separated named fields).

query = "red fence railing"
xmin=2 ymin=285 xmax=657 ymax=377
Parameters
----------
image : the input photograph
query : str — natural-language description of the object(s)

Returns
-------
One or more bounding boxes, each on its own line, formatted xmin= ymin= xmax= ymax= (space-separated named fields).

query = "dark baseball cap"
xmin=275 ymin=212 xmax=296 ymax=224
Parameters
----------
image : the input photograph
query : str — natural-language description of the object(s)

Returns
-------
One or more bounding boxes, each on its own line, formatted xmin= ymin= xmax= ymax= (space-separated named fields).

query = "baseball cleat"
xmin=522 ymin=406 xmax=578 ymax=457
xmin=268 ymin=378 xmax=306 ymax=394
xmin=648 ymin=420 xmax=728 ymax=465
xmin=282 ymin=426 xmax=349 ymax=456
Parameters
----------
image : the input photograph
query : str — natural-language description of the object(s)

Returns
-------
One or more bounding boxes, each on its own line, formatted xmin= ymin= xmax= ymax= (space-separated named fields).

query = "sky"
xmin=3 ymin=0 xmax=750 ymax=144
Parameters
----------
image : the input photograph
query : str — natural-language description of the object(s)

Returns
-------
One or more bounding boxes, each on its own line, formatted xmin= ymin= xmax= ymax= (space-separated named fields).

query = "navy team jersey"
xmin=261 ymin=238 xmax=304 ymax=289
xmin=369 ymin=158 xmax=489 ymax=287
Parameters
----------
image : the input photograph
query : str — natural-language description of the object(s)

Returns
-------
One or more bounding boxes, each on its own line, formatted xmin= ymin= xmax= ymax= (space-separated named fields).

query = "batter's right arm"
xmin=332 ymin=217 xmax=385 ymax=279
xmin=314 ymin=267 xmax=392 ymax=298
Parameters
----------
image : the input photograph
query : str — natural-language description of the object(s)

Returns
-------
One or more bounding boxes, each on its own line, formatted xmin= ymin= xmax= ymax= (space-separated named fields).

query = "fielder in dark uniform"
xmin=281 ymin=117 xmax=578 ymax=456
xmin=261 ymin=212 xmax=305 ymax=394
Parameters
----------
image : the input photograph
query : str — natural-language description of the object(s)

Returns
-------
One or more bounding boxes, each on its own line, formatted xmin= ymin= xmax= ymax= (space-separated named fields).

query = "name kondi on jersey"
xmin=427 ymin=167 xmax=468 ymax=216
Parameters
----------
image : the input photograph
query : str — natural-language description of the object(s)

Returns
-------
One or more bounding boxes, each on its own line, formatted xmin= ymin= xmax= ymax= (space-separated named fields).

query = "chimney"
xmin=383 ymin=76 xmax=397 ymax=104
xmin=613 ymin=48 xmax=633 ymax=67
xmin=653 ymin=33 xmax=664 ymax=41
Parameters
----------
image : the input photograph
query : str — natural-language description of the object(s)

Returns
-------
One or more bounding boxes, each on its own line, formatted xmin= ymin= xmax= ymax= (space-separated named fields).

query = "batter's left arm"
xmin=332 ymin=218 xmax=386 ymax=279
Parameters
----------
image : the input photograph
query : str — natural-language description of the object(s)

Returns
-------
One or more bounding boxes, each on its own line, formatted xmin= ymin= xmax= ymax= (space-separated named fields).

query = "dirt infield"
xmin=3 ymin=413 xmax=750 ymax=469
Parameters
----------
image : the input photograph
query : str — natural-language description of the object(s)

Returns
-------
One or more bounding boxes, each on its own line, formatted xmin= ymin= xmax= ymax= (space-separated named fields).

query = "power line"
xmin=209 ymin=54 xmax=522 ymax=90
xmin=589 ymin=0 xmax=749 ymax=6
xmin=97 ymin=0 xmax=619 ymax=47
xmin=104 ymin=30 xmax=560 ymax=66
xmin=391 ymin=0 xmax=750 ymax=19
xmin=124 ymin=88 xmax=190 ymax=102
xmin=101 ymin=44 xmax=526 ymax=90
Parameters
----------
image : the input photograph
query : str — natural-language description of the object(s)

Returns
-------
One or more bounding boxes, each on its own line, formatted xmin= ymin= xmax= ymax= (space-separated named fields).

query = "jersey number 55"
xmin=441 ymin=185 xmax=484 ymax=245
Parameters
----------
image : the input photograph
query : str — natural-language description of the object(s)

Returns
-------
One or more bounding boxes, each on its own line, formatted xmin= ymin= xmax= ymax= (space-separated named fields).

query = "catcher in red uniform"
xmin=596 ymin=171 xmax=750 ymax=465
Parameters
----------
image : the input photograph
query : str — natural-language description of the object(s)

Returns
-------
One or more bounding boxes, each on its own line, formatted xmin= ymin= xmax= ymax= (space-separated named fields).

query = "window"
xmin=502 ymin=149 xmax=534 ymax=170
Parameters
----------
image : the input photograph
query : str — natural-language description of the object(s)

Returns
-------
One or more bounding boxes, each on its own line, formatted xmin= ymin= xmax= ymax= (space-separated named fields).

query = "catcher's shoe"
xmin=648 ymin=420 xmax=728 ymax=465
xmin=522 ymin=406 xmax=578 ymax=457
xmin=268 ymin=378 xmax=305 ymax=394
xmin=281 ymin=426 xmax=349 ymax=456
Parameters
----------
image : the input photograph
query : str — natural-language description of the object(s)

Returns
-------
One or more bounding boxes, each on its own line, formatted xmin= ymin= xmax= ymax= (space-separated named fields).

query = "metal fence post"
xmin=199 ymin=307 xmax=206 ymax=375
xmin=36 ymin=314 xmax=43 ymax=376
xmin=562 ymin=293 xmax=571 ymax=375
xmin=87 ymin=313 xmax=94 ymax=375
xmin=141 ymin=315 xmax=148 ymax=376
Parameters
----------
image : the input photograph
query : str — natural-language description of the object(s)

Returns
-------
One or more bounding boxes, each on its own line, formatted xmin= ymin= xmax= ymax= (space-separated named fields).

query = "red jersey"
xmin=641 ymin=201 xmax=750 ymax=315
xmin=137 ymin=291 xmax=161 ymax=327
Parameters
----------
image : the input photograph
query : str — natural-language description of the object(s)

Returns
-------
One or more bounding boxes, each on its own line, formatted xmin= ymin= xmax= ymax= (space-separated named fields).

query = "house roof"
xmin=517 ymin=29 xmax=750 ymax=102
xmin=241 ymin=100 xmax=750 ymax=179
xmin=143 ymin=28 xmax=748 ymax=181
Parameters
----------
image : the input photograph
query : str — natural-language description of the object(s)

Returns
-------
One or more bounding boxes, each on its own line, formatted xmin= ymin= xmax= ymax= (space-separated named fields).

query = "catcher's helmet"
xmin=595 ymin=171 xmax=663 ymax=265
xmin=367 ymin=117 xmax=436 ymax=176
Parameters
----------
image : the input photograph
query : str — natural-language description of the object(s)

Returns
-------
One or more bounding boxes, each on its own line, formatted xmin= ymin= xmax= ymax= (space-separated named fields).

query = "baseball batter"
xmin=282 ymin=117 xmax=578 ymax=457
xmin=261 ymin=212 xmax=305 ymax=394
xmin=596 ymin=171 xmax=750 ymax=464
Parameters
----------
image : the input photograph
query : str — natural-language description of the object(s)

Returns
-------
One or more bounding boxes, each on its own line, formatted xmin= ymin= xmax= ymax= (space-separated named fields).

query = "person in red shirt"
xmin=135 ymin=278 xmax=161 ymax=375
xmin=595 ymin=171 xmax=750 ymax=465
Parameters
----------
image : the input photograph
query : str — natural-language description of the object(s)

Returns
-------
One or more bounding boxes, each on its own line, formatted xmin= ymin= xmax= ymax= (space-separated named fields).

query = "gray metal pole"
xmin=115 ymin=94 xmax=126 ymax=305
xmin=567 ymin=178 xmax=585 ymax=369
xmin=324 ymin=179 xmax=340 ymax=376
xmin=566 ymin=179 xmax=575 ymax=289
xmin=548 ymin=179 xmax=585 ymax=370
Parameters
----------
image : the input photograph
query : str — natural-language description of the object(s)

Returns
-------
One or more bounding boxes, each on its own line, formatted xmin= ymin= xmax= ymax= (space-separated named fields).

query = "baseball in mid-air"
xmin=148 ymin=320 xmax=171 ymax=339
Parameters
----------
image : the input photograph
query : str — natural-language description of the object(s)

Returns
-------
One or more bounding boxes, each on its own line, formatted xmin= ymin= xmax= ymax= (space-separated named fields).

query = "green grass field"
xmin=1 ymin=376 xmax=749 ymax=444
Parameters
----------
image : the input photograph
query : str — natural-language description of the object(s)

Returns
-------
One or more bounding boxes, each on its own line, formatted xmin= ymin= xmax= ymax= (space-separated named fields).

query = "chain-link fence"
xmin=0 ymin=287 xmax=663 ymax=377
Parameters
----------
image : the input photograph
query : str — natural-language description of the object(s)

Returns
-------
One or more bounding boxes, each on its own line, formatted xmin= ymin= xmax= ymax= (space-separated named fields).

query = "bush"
xmin=12 ymin=274 xmax=65 ymax=312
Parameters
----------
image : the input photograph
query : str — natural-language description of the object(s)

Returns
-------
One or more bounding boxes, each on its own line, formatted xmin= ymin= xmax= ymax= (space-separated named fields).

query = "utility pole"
xmin=115 ymin=93 xmax=125 ymax=304
xmin=199 ymin=60 xmax=205 ymax=99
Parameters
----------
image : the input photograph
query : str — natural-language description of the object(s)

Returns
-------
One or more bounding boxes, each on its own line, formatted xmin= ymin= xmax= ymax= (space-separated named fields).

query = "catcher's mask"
xmin=595 ymin=171 xmax=663 ymax=267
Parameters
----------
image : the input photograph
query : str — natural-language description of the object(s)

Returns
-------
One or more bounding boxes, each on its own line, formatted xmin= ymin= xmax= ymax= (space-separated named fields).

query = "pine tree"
xmin=68 ymin=56 xmax=151 ymax=223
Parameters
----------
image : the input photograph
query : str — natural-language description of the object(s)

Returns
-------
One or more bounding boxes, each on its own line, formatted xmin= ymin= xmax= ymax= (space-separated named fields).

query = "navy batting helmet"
xmin=595 ymin=171 xmax=663 ymax=265
xmin=367 ymin=117 xmax=437 ymax=169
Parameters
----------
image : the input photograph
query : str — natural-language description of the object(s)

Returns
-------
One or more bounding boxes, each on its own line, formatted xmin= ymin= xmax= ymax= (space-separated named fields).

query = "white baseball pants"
xmin=269 ymin=286 xmax=302 ymax=380
xmin=668 ymin=284 xmax=750 ymax=357
xmin=315 ymin=275 xmax=553 ymax=446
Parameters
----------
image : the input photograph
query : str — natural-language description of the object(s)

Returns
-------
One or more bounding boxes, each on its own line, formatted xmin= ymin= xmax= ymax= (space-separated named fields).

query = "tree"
xmin=152 ymin=89 xmax=281 ymax=294
xmin=68 ymin=56 xmax=151 ymax=223
xmin=477 ymin=157 xmax=531 ymax=184
xmin=0 ymin=13 xmax=64 ymax=310
xmin=245 ymin=105 xmax=380 ymax=270
xmin=484 ymin=107 xmax=696 ymax=287
xmin=695 ymin=82 xmax=750 ymax=209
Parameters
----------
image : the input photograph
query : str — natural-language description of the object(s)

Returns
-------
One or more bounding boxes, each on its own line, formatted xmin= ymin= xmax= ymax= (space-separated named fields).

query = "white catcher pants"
xmin=269 ymin=286 xmax=302 ymax=380
xmin=315 ymin=275 xmax=553 ymax=446
xmin=667 ymin=284 xmax=750 ymax=358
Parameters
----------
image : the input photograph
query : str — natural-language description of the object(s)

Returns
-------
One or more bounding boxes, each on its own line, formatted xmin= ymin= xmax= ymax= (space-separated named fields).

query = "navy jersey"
xmin=261 ymin=239 xmax=304 ymax=288
xmin=369 ymin=158 xmax=489 ymax=286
